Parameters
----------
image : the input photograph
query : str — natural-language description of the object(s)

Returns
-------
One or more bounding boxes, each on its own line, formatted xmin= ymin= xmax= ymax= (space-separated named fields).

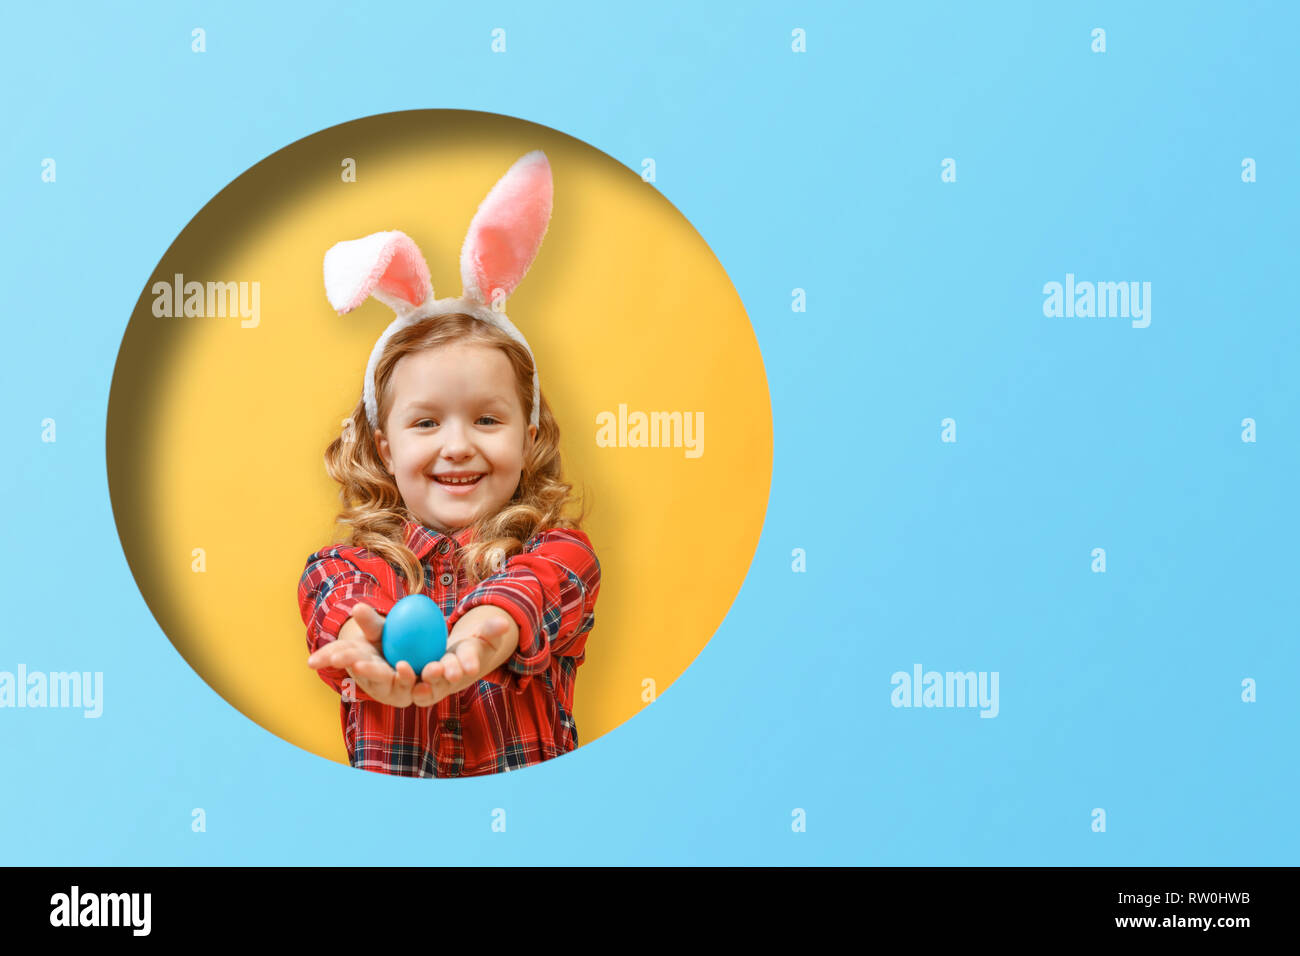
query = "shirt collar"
xmin=402 ymin=520 xmax=477 ymax=560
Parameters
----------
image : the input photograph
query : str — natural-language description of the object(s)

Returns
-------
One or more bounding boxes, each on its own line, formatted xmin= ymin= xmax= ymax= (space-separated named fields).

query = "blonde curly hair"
xmin=323 ymin=311 xmax=588 ymax=594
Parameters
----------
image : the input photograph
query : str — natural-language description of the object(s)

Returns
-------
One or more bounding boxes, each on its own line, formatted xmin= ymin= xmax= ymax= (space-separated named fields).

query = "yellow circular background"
xmin=107 ymin=110 xmax=772 ymax=768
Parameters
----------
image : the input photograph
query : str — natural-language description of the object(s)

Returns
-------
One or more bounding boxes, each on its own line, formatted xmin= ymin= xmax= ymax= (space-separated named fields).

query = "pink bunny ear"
xmin=323 ymin=230 xmax=432 ymax=315
xmin=460 ymin=150 xmax=553 ymax=305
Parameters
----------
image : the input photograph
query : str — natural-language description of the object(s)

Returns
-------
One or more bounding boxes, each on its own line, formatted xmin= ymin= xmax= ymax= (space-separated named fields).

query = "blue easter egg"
xmin=381 ymin=594 xmax=448 ymax=675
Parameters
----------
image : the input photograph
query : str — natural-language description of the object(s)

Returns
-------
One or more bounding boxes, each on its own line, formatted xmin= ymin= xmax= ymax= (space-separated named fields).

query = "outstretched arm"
xmin=446 ymin=529 xmax=601 ymax=696
xmin=298 ymin=549 xmax=397 ymax=703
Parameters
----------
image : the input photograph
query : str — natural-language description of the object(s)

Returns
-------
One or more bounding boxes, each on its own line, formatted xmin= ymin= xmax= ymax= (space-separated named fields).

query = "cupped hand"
xmin=409 ymin=605 xmax=519 ymax=708
xmin=307 ymin=602 xmax=420 ymax=708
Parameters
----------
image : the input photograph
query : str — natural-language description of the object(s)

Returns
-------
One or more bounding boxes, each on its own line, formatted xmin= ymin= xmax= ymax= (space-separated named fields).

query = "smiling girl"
xmin=298 ymin=151 xmax=601 ymax=777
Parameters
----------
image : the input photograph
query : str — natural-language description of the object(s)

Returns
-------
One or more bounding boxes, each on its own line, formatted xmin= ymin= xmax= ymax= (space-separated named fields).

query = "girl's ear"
xmin=374 ymin=428 xmax=393 ymax=474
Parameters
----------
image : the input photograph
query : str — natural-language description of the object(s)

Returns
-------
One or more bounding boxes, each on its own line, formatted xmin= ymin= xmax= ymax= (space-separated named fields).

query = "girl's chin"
xmin=420 ymin=499 xmax=480 ymax=526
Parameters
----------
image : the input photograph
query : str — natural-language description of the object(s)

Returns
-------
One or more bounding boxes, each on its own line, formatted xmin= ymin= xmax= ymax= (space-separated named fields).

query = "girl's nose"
xmin=439 ymin=420 xmax=474 ymax=458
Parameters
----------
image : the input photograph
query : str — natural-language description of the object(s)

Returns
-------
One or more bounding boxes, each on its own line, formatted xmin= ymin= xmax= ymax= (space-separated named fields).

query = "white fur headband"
xmin=322 ymin=149 xmax=553 ymax=432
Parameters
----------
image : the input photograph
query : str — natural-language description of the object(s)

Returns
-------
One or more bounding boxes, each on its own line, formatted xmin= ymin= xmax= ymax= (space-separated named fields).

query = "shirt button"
xmin=439 ymin=572 xmax=454 ymax=587
xmin=438 ymin=541 xmax=451 ymax=554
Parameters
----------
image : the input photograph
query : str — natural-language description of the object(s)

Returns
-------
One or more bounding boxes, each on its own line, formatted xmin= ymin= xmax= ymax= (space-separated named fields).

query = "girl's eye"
xmin=414 ymin=417 xmax=498 ymax=427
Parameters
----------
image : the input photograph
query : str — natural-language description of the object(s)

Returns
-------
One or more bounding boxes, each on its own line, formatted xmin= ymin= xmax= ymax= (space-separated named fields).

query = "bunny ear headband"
xmin=322 ymin=149 xmax=553 ymax=432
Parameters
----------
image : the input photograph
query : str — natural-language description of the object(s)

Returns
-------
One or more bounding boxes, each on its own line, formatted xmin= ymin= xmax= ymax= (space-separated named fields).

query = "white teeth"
xmin=436 ymin=475 xmax=482 ymax=484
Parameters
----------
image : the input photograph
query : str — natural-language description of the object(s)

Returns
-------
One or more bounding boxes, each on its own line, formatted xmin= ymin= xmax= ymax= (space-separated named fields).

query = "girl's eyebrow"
xmin=402 ymin=396 xmax=514 ymax=414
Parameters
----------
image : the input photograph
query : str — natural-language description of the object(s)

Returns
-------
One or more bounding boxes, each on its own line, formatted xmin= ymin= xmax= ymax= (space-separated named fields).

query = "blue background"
xmin=2 ymin=1 xmax=1296 ymax=864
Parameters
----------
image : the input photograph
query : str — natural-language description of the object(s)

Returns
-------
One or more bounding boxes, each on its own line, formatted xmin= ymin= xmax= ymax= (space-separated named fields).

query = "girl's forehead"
xmin=400 ymin=341 xmax=507 ymax=369
xmin=390 ymin=343 xmax=521 ymax=407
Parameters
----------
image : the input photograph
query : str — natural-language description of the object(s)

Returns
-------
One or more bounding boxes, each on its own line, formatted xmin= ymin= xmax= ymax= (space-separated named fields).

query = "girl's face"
xmin=375 ymin=342 xmax=537 ymax=534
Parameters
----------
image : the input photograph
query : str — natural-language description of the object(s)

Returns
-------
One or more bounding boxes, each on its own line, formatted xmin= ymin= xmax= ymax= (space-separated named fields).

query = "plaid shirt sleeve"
xmin=448 ymin=528 xmax=601 ymax=696
xmin=298 ymin=546 xmax=400 ymax=704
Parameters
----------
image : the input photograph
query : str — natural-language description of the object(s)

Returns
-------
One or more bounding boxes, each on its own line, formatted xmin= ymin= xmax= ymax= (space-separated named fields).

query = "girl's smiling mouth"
xmin=431 ymin=471 xmax=486 ymax=495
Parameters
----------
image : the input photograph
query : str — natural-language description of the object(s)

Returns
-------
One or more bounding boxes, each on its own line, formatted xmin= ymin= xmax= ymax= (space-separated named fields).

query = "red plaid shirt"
xmin=298 ymin=520 xmax=600 ymax=777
